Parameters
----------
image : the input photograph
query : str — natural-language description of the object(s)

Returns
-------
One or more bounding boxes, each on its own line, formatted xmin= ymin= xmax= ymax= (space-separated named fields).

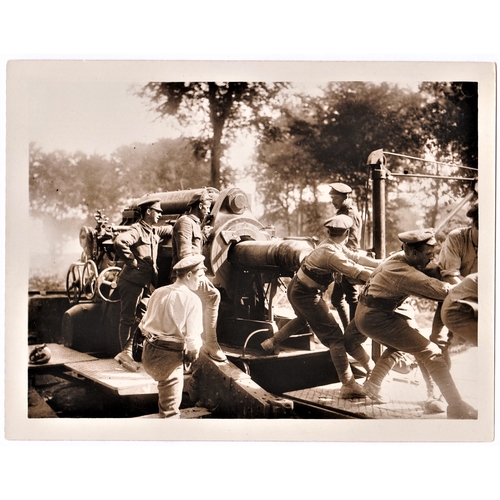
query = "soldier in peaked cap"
xmin=140 ymin=254 xmax=206 ymax=418
xmin=355 ymin=227 xmax=477 ymax=419
xmin=171 ymin=188 xmax=227 ymax=362
xmin=113 ymin=196 xmax=173 ymax=372
xmin=422 ymin=200 xmax=479 ymax=408
xmin=328 ymin=182 xmax=364 ymax=329
xmin=261 ymin=214 xmax=381 ymax=399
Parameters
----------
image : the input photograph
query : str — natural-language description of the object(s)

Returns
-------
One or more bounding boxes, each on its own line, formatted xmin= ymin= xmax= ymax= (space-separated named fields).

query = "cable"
xmin=383 ymin=151 xmax=478 ymax=171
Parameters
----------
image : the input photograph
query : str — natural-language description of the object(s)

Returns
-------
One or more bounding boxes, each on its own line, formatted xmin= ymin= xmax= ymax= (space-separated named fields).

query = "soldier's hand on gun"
xmin=202 ymin=225 xmax=213 ymax=238
xmin=184 ymin=349 xmax=200 ymax=363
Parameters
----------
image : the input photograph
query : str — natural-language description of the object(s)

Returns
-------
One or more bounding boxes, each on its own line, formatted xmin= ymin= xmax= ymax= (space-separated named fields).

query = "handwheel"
xmin=81 ymin=260 xmax=98 ymax=300
xmin=96 ymin=266 xmax=122 ymax=303
xmin=66 ymin=263 xmax=82 ymax=304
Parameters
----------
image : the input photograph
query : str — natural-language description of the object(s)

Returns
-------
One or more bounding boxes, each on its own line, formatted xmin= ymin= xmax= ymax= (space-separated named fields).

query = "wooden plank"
xmin=65 ymin=358 xmax=158 ymax=396
xmin=28 ymin=343 xmax=96 ymax=369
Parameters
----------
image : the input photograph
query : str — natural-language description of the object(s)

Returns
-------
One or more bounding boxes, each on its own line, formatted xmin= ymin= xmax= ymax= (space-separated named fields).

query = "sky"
xmin=27 ymin=79 xmax=260 ymax=194
xmin=28 ymin=81 xmax=174 ymax=156
xmin=25 ymin=77 xmax=261 ymax=260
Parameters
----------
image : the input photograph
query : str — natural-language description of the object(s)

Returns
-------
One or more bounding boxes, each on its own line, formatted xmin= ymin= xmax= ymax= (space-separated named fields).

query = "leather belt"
xmin=143 ymin=329 xmax=185 ymax=351
xmin=359 ymin=294 xmax=400 ymax=312
xmin=296 ymin=268 xmax=326 ymax=291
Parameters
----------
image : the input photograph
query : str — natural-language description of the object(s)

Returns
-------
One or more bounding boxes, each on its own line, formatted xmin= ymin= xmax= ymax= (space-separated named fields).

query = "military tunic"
xmin=331 ymin=198 xmax=363 ymax=325
xmin=354 ymin=251 xmax=467 ymax=407
xmin=114 ymin=220 xmax=172 ymax=343
xmin=171 ymin=213 xmax=220 ymax=342
xmin=273 ymin=236 xmax=375 ymax=385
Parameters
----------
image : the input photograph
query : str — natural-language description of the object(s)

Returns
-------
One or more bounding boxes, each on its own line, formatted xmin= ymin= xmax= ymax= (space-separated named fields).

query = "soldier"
xmin=140 ymin=254 xmax=205 ymax=418
xmin=113 ymin=197 xmax=173 ymax=372
xmin=171 ymin=189 xmax=227 ymax=362
xmin=420 ymin=202 xmax=479 ymax=409
xmin=328 ymin=182 xmax=363 ymax=329
xmin=356 ymin=228 xmax=477 ymax=419
xmin=432 ymin=202 xmax=478 ymax=353
xmin=261 ymin=214 xmax=381 ymax=398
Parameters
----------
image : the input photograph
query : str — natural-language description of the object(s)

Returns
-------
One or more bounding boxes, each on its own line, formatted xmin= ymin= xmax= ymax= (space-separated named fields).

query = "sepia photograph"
xmin=5 ymin=60 xmax=496 ymax=442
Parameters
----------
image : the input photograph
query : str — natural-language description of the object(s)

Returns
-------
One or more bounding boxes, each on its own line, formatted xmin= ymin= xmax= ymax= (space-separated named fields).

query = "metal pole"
xmin=434 ymin=191 xmax=475 ymax=234
xmin=371 ymin=164 xmax=387 ymax=260
xmin=370 ymin=162 xmax=387 ymax=361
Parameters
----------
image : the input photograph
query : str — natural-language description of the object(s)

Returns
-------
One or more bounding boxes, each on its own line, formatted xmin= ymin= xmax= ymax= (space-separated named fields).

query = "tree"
xmin=136 ymin=82 xmax=289 ymax=189
xmin=309 ymin=82 xmax=429 ymax=194
xmin=111 ymin=137 xmax=214 ymax=198
xmin=253 ymin=81 xmax=476 ymax=244
xmin=420 ymin=82 xmax=478 ymax=172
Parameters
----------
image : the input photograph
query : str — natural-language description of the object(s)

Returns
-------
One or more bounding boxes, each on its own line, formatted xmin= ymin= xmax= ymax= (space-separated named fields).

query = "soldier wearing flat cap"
xmin=113 ymin=196 xmax=173 ymax=372
xmin=355 ymin=227 xmax=477 ymax=419
xmin=328 ymin=182 xmax=364 ymax=329
xmin=140 ymin=254 xmax=206 ymax=418
xmin=261 ymin=214 xmax=381 ymax=399
xmin=422 ymin=200 xmax=480 ymax=402
xmin=171 ymin=189 xmax=227 ymax=362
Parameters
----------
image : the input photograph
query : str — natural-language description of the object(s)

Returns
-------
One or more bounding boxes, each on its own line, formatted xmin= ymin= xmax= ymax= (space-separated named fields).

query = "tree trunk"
xmin=211 ymin=119 xmax=223 ymax=189
xmin=207 ymin=83 xmax=233 ymax=190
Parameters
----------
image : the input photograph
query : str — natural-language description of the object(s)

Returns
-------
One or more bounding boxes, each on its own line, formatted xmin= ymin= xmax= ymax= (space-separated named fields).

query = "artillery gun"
xmin=60 ymin=187 xmax=359 ymax=416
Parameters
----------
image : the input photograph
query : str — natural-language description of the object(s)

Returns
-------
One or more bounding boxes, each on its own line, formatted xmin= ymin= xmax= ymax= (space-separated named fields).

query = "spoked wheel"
xmin=81 ymin=260 xmax=99 ymax=300
xmin=96 ymin=266 xmax=122 ymax=303
xmin=66 ymin=263 xmax=82 ymax=304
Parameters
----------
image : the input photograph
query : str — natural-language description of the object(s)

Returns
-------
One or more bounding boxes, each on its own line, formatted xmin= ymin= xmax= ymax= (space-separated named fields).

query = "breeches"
xmin=117 ymin=277 xmax=148 ymax=328
xmin=288 ymin=276 xmax=345 ymax=349
xmin=441 ymin=299 xmax=477 ymax=346
xmin=142 ymin=342 xmax=184 ymax=418
xmin=331 ymin=276 xmax=359 ymax=307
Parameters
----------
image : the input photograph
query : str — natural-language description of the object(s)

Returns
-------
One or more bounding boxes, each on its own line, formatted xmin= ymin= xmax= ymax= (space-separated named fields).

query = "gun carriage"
xmin=60 ymin=187 xmax=358 ymax=415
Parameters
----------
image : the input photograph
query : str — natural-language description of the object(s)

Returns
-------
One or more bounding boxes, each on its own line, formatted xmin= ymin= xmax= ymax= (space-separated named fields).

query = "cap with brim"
xmin=398 ymin=228 xmax=437 ymax=246
xmin=173 ymin=254 xmax=206 ymax=273
xmin=329 ymin=182 xmax=352 ymax=195
xmin=188 ymin=189 xmax=214 ymax=206
xmin=324 ymin=214 xmax=353 ymax=230
xmin=136 ymin=196 xmax=163 ymax=212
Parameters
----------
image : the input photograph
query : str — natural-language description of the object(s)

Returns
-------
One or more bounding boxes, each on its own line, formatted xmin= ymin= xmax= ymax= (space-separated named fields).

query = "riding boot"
xmin=114 ymin=325 xmax=140 ymax=372
xmin=201 ymin=329 xmax=227 ymax=362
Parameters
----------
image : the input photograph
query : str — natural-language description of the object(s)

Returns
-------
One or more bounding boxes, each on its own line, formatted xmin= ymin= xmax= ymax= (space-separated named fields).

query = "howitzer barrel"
xmin=228 ymin=238 xmax=315 ymax=272
xmin=132 ymin=188 xmax=220 ymax=215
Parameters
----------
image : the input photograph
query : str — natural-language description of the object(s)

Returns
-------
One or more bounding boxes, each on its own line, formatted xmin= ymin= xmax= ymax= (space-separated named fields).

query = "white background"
xmin=1 ymin=2 xmax=498 ymax=498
